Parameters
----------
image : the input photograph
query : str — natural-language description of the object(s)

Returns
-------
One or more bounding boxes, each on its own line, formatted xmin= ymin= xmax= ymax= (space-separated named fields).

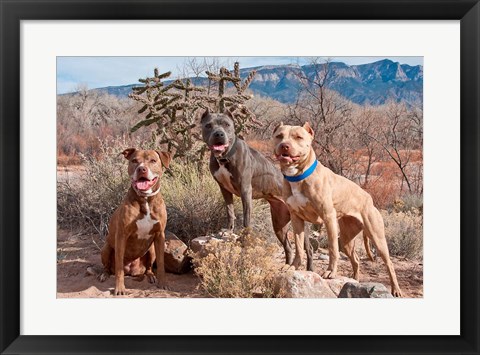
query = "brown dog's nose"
xmin=280 ymin=143 xmax=291 ymax=152
xmin=138 ymin=166 xmax=147 ymax=174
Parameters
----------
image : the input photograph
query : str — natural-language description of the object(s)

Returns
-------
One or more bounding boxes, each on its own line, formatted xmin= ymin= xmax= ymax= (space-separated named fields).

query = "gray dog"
xmin=201 ymin=109 xmax=313 ymax=269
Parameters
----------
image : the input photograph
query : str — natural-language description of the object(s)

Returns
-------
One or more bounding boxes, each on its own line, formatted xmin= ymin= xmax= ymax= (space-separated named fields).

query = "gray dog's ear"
xmin=121 ymin=148 xmax=136 ymax=160
xmin=225 ymin=109 xmax=235 ymax=120
xmin=201 ymin=108 xmax=210 ymax=121
xmin=156 ymin=151 xmax=172 ymax=169
xmin=303 ymin=122 xmax=314 ymax=137
xmin=272 ymin=121 xmax=284 ymax=135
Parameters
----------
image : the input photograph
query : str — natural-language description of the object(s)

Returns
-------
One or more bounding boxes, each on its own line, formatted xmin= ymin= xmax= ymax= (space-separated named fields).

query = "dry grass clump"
xmin=191 ymin=231 xmax=281 ymax=298
xmin=382 ymin=209 xmax=423 ymax=260
xmin=57 ymin=137 xmax=132 ymax=236
xmin=161 ymin=163 xmax=227 ymax=241
xmin=307 ymin=207 xmax=423 ymax=261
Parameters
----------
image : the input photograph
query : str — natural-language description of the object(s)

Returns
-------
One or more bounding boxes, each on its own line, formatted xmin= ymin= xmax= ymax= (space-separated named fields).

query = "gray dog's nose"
xmin=214 ymin=131 xmax=225 ymax=138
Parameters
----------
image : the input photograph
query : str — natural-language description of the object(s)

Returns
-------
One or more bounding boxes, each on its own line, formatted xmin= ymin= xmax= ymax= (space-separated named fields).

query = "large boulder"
xmin=164 ymin=231 xmax=190 ymax=274
xmin=274 ymin=270 xmax=336 ymax=298
xmin=338 ymin=282 xmax=393 ymax=298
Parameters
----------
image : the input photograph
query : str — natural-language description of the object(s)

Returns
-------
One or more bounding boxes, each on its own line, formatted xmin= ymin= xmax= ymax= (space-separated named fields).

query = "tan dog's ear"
xmin=156 ymin=151 xmax=172 ymax=169
xmin=273 ymin=121 xmax=284 ymax=135
xmin=121 ymin=148 xmax=136 ymax=160
xmin=201 ymin=108 xmax=210 ymax=121
xmin=303 ymin=122 xmax=314 ymax=137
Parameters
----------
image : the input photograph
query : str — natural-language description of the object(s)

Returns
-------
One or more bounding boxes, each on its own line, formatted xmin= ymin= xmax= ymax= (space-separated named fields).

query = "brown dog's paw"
xmin=156 ymin=281 xmax=170 ymax=291
xmin=322 ymin=270 xmax=337 ymax=279
xmin=145 ymin=272 xmax=157 ymax=284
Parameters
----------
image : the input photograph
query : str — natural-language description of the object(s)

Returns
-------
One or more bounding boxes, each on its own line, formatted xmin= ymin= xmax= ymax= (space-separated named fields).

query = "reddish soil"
xmin=57 ymin=229 xmax=422 ymax=298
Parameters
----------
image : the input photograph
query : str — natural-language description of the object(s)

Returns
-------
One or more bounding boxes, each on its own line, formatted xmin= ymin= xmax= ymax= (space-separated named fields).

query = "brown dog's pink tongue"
xmin=135 ymin=179 xmax=155 ymax=191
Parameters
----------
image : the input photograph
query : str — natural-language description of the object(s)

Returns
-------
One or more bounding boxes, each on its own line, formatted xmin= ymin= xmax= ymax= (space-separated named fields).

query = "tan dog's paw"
xmin=291 ymin=257 xmax=304 ymax=270
xmin=322 ymin=270 xmax=337 ymax=279
xmin=98 ymin=272 xmax=110 ymax=283
xmin=114 ymin=285 xmax=127 ymax=296
xmin=280 ymin=264 xmax=295 ymax=272
xmin=391 ymin=287 xmax=403 ymax=298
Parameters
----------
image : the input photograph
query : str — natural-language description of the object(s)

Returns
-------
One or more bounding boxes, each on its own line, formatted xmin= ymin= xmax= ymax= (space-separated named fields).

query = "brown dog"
xmin=273 ymin=122 xmax=402 ymax=297
xmin=98 ymin=148 xmax=171 ymax=295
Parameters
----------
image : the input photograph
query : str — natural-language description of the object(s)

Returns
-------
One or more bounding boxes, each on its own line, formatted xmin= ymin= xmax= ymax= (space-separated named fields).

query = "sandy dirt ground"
xmin=57 ymin=229 xmax=423 ymax=298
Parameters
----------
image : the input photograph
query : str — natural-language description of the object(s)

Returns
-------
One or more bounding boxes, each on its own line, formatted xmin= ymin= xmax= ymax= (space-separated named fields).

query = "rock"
xmin=189 ymin=231 xmax=240 ymax=257
xmin=318 ymin=254 xmax=329 ymax=261
xmin=274 ymin=270 xmax=336 ymax=298
xmin=324 ymin=276 xmax=359 ymax=297
xmin=164 ymin=231 xmax=190 ymax=274
xmin=338 ymin=282 xmax=393 ymax=298
xmin=189 ymin=236 xmax=211 ymax=256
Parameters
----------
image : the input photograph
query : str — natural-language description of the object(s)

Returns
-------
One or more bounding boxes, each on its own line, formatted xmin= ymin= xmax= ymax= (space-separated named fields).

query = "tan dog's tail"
xmin=364 ymin=235 xmax=375 ymax=261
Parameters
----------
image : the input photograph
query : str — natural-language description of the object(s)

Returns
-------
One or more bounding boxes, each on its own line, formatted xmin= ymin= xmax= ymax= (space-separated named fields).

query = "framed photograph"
xmin=1 ymin=0 xmax=479 ymax=354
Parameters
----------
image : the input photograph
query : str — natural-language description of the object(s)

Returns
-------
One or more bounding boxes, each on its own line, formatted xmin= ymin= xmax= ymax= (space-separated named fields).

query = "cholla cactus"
xmin=129 ymin=62 xmax=258 ymax=164
xmin=129 ymin=70 xmax=212 ymax=163
xmin=206 ymin=62 xmax=259 ymax=135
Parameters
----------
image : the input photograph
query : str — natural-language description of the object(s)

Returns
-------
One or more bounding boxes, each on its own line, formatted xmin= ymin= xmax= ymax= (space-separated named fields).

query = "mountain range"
xmin=85 ymin=59 xmax=423 ymax=106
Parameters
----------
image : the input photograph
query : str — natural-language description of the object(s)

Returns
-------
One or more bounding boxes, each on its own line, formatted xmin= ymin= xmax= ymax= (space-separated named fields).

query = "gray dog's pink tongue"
xmin=212 ymin=144 xmax=227 ymax=151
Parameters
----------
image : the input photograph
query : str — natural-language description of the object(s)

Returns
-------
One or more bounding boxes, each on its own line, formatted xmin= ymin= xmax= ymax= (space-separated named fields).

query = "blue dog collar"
xmin=283 ymin=160 xmax=318 ymax=182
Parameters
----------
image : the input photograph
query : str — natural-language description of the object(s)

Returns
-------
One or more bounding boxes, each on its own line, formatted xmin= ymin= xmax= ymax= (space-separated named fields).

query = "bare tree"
xmin=287 ymin=58 xmax=354 ymax=176
xmin=370 ymin=101 xmax=419 ymax=193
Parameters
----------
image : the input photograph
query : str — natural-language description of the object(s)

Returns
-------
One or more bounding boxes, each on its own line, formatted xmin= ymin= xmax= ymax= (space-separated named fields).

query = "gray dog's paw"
xmin=97 ymin=272 xmax=110 ymax=282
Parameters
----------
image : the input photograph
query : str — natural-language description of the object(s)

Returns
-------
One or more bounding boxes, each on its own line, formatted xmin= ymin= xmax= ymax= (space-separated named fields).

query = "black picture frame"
xmin=1 ymin=1 xmax=479 ymax=354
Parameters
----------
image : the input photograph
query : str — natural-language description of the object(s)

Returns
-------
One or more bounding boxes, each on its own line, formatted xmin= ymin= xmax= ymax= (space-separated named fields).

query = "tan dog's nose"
xmin=137 ymin=166 xmax=147 ymax=174
xmin=280 ymin=143 xmax=291 ymax=152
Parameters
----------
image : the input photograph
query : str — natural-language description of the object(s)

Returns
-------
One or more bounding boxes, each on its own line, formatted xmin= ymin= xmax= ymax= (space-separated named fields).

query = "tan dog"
xmin=98 ymin=148 xmax=171 ymax=295
xmin=273 ymin=122 xmax=402 ymax=297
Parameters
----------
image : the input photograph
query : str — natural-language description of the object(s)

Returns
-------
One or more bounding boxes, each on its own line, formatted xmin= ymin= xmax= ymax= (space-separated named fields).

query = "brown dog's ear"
xmin=121 ymin=148 xmax=136 ymax=160
xmin=201 ymin=108 xmax=210 ymax=121
xmin=156 ymin=151 xmax=172 ymax=169
xmin=273 ymin=121 xmax=284 ymax=135
xmin=303 ymin=122 xmax=314 ymax=137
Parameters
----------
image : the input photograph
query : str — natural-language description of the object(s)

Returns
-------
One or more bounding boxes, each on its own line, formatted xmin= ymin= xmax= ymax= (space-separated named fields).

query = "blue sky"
xmin=57 ymin=56 xmax=423 ymax=94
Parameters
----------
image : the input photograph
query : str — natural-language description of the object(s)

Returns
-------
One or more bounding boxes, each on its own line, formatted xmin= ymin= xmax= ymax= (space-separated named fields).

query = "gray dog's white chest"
xmin=214 ymin=165 xmax=237 ymax=195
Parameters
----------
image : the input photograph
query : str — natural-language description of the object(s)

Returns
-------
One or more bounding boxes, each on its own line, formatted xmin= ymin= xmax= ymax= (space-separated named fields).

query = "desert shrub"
xmin=382 ymin=209 xmax=423 ymax=260
xmin=191 ymin=231 xmax=280 ymax=298
xmin=393 ymin=193 xmax=423 ymax=214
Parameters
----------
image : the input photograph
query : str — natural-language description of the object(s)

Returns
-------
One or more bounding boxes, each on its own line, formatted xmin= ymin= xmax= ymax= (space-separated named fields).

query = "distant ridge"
xmin=67 ymin=59 xmax=423 ymax=106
